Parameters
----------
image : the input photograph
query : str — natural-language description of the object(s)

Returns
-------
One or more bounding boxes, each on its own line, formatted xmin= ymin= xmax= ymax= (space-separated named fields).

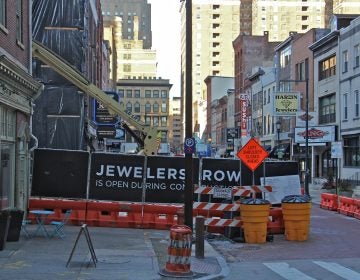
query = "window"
xmin=145 ymin=102 xmax=151 ymax=113
xmin=153 ymin=102 xmax=159 ymax=113
xmin=123 ymin=64 xmax=131 ymax=72
xmin=344 ymin=136 xmax=360 ymax=167
xmin=161 ymin=102 xmax=167 ymax=113
xmin=355 ymin=90 xmax=359 ymax=118
xmin=153 ymin=116 xmax=159 ymax=127
xmin=355 ymin=44 xmax=360 ymax=68
xmin=126 ymin=89 xmax=132 ymax=98
xmin=118 ymin=89 xmax=124 ymax=98
xmin=16 ymin=0 xmax=22 ymax=43
xmin=267 ymin=89 xmax=270 ymax=104
xmin=280 ymin=46 xmax=291 ymax=68
xmin=0 ymin=143 xmax=13 ymax=209
xmin=145 ymin=116 xmax=151 ymax=125
xmin=319 ymin=94 xmax=336 ymax=124
xmin=153 ymin=90 xmax=159 ymax=98
xmin=134 ymin=89 xmax=140 ymax=98
xmin=161 ymin=90 xmax=167 ymax=98
xmin=342 ymin=50 xmax=348 ymax=73
xmin=134 ymin=102 xmax=140 ymax=113
xmin=126 ymin=102 xmax=132 ymax=113
xmin=0 ymin=106 xmax=16 ymax=139
xmin=343 ymin=93 xmax=348 ymax=120
xmin=319 ymin=55 xmax=336 ymax=80
xmin=263 ymin=90 xmax=266 ymax=105
xmin=145 ymin=90 xmax=151 ymax=98
xmin=295 ymin=59 xmax=308 ymax=81
xmin=0 ymin=0 xmax=6 ymax=27
xmin=161 ymin=116 xmax=167 ymax=126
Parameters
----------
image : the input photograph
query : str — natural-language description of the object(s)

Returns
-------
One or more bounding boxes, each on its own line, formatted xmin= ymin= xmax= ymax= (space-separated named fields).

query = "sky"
xmin=148 ymin=0 xmax=181 ymax=97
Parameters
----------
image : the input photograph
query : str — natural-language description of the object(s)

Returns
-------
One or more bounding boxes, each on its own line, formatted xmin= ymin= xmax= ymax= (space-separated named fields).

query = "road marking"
xmin=314 ymin=261 xmax=360 ymax=280
xmin=263 ymin=262 xmax=316 ymax=280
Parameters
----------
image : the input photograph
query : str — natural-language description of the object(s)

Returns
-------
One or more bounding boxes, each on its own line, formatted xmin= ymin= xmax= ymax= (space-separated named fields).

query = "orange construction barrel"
xmin=281 ymin=195 xmax=312 ymax=241
xmin=240 ymin=198 xmax=270 ymax=244
xmin=159 ymin=224 xmax=194 ymax=277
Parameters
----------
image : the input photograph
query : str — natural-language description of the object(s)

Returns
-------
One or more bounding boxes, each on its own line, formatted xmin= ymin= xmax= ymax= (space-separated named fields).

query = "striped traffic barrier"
xmin=159 ymin=225 xmax=194 ymax=277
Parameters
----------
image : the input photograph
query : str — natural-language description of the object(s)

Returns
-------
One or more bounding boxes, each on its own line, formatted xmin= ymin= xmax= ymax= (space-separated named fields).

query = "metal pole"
xmin=184 ymin=0 xmax=193 ymax=229
xmin=304 ymin=78 xmax=310 ymax=196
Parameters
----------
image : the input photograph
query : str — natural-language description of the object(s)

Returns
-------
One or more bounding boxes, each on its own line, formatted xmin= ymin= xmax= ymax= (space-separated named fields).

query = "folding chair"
xmin=50 ymin=209 xmax=72 ymax=239
xmin=21 ymin=220 xmax=31 ymax=238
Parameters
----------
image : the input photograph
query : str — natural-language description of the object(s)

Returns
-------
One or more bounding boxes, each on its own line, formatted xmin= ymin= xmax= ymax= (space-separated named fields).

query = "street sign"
xmin=331 ymin=141 xmax=343 ymax=158
xmin=237 ymin=138 xmax=269 ymax=171
xmin=226 ymin=128 xmax=239 ymax=142
xmin=184 ymin=137 xmax=196 ymax=154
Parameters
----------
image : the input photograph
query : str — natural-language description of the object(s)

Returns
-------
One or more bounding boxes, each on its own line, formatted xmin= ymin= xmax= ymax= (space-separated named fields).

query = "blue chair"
xmin=21 ymin=220 xmax=31 ymax=238
xmin=50 ymin=210 xmax=72 ymax=239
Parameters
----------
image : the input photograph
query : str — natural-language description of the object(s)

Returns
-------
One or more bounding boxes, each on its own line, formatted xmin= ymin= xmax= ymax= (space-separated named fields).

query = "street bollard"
xmin=195 ymin=216 xmax=204 ymax=259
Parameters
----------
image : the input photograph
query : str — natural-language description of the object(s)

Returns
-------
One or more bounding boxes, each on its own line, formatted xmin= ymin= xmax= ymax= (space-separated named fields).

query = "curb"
xmin=196 ymin=256 xmax=229 ymax=280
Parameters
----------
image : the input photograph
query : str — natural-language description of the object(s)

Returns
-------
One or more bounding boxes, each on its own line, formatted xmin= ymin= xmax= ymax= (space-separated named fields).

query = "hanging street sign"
xmin=237 ymin=138 xmax=269 ymax=171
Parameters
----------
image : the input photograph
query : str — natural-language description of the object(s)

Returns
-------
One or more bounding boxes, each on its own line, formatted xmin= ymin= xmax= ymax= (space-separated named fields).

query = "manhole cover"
xmin=242 ymin=245 xmax=261 ymax=251
xmin=97 ymin=256 xmax=131 ymax=264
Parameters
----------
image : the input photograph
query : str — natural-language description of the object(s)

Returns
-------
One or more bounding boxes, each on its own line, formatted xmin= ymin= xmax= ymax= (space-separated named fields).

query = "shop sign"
xmin=294 ymin=126 xmax=335 ymax=143
xmin=274 ymin=92 xmax=300 ymax=116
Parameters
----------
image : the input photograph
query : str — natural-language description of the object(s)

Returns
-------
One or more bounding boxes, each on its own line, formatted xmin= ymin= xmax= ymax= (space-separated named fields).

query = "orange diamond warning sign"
xmin=237 ymin=138 xmax=269 ymax=171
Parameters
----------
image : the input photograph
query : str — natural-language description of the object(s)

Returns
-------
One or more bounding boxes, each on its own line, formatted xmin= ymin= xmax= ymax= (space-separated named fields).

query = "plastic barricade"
xmin=353 ymin=199 xmax=360 ymax=220
xmin=267 ymin=207 xmax=284 ymax=234
xmin=320 ymin=193 xmax=338 ymax=211
xmin=337 ymin=196 xmax=355 ymax=217
xmin=282 ymin=195 xmax=311 ymax=241
xmin=240 ymin=198 xmax=270 ymax=244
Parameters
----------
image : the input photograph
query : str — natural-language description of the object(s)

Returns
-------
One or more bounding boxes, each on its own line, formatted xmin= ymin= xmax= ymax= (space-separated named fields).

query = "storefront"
xmin=0 ymin=56 xmax=42 ymax=211
xmin=294 ymin=125 xmax=337 ymax=183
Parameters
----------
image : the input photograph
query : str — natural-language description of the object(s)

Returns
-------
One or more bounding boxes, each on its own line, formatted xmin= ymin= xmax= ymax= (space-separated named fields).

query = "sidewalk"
xmin=0 ymin=225 xmax=228 ymax=280
xmin=0 ymin=186 xmax=325 ymax=280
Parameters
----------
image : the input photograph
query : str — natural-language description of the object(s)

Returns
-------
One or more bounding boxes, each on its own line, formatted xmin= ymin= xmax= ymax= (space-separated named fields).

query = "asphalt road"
xmin=208 ymin=204 xmax=360 ymax=279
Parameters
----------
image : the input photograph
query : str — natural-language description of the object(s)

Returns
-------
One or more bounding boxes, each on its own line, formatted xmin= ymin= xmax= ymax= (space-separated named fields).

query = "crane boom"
xmin=32 ymin=40 xmax=158 ymax=156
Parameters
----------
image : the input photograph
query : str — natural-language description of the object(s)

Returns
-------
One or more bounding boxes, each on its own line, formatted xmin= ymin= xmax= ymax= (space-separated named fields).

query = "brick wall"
xmin=0 ymin=0 xmax=30 ymax=69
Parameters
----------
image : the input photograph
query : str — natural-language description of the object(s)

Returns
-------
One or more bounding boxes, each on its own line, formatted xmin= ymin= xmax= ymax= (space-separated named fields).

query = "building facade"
xmin=169 ymin=96 xmax=183 ymax=154
xmin=116 ymin=78 xmax=172 ymax=144
xmin=103 ymin=15 xmax=157 ymax=82
xmin=338 ymin=16 xmax=360 ymax=180
xmin=100 ymin=0 xmax=152 ymax=49
xmin=0 ymin=0 xmax=43 ymax=210
xmin=180 ymin=0 xmax=240 ymax=139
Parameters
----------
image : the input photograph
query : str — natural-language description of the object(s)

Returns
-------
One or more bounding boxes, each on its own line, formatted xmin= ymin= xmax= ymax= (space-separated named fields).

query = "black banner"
xmin=32 ymin=149 xmax=299 ymax=203
xmin=31 ymin=149 xmax=89 ymax=198
xmin=89 ymin=153 xmax=145 ymax=201
xmin=89 ymin=154 xmax=199 ymax=203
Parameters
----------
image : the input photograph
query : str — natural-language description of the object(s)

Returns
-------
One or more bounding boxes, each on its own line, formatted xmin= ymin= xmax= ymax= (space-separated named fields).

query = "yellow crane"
xmin=32 ymin=40 xmax=159 ymax=156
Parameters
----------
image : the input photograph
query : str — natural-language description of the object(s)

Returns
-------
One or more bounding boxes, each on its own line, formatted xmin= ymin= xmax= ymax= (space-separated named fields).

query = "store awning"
xmin=264 ymin=145 xmax=272 ymax=152
xmin=269 ymin=144 xmax=290 ymax=159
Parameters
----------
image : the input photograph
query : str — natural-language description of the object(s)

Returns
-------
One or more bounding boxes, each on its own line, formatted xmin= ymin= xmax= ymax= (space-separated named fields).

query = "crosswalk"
xmin=262 ymin=261 xmax=360 ymax=280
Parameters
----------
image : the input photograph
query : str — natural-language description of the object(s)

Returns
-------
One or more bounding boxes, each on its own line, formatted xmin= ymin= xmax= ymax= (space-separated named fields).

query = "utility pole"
xmin=184 ymin=0 xmax=193 ymax=229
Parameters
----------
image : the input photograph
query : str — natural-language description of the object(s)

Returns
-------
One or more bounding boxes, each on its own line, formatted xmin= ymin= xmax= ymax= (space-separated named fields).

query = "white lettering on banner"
xmin=95 ymin=165 xmax=186 ymax=180
xmin=170 ymin=184 xmax=185 ymax=191
xmin=94 ymin=180 xmax=185 ymax=191
xmin=202 ymin=169 xmax=241 ymax=182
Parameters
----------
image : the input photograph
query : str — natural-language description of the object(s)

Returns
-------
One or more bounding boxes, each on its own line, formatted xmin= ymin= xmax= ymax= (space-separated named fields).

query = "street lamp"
xmin=279 ymin=79 xmax=310 ymax=197
xmin=276 ymin=120 xmax=281 ymax=145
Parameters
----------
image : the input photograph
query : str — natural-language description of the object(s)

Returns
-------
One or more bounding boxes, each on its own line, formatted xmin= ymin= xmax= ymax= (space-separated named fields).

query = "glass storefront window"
xmin=0 ymin=143 xmax=13 ymax=209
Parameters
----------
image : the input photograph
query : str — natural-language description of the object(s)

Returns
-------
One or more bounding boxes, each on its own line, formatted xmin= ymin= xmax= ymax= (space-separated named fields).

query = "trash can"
xmin=281 ymin=195 xmax=311 ymax=241
xmin=6 ymin=209 xmax=24 ymax=242
xmin=240 ymin=198 xmax=270 ymax=244
xmin=0 ymin=210 xmax=11 ymax=250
